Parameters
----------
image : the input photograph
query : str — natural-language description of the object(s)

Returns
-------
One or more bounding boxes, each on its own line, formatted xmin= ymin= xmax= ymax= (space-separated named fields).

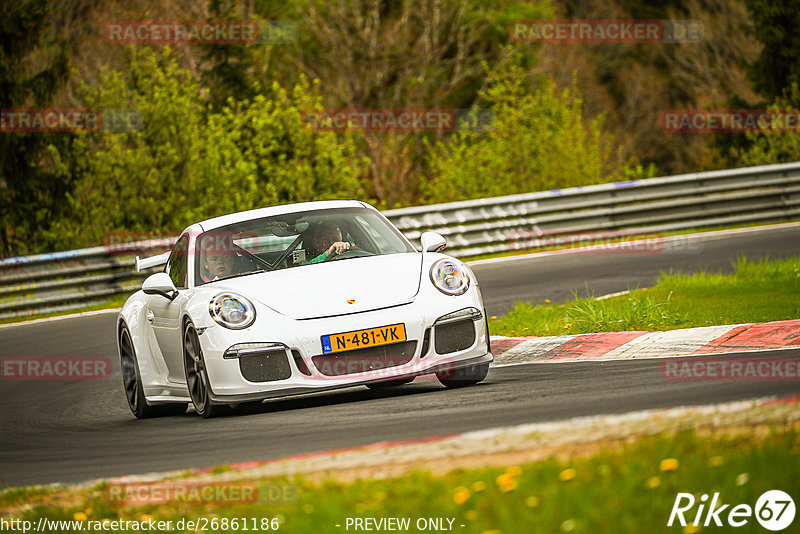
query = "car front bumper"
xmin=198 ymin=296 xmax=492 ymax=403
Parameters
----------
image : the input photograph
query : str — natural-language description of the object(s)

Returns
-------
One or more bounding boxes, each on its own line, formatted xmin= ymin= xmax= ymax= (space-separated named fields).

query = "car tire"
xmin=365 ymin=377 xmax=415 ymax=389
xmin=183 ymin=322 xmax=227 ymax=418
xmin=119 ymin=325 xmax=187 ymax=418
xmin=435 ymin=361 xmax=490 ymax=388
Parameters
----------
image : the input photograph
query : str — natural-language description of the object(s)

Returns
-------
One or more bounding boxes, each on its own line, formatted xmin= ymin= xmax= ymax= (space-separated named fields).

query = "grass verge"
xmin=3 ymin=422 xmax=798 ymax=533
xmin=491 ymin=255 xmax=800 ymax=336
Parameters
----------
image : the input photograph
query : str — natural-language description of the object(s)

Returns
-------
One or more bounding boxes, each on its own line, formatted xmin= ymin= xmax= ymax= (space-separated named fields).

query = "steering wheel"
xmin=325 ymin=248 xmax=374 ymax=261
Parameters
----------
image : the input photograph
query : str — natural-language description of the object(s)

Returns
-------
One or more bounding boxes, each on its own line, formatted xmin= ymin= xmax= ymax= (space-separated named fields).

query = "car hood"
xmin=210 ymin=253 xmax=423 ymax=319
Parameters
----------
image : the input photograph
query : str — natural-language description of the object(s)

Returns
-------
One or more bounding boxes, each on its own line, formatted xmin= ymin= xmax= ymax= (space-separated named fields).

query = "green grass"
xmin=5 ymin=424 xmax=798 ymax=533
xmin=0 ymin=486 xmax=56 ymax=506
xmin=491 ymin=255 xmax=800 ymax=336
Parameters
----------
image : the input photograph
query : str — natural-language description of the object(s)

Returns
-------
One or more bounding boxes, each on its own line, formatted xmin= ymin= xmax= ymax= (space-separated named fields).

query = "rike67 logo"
xmin=669 ymin=490 xmax=796 ymax=531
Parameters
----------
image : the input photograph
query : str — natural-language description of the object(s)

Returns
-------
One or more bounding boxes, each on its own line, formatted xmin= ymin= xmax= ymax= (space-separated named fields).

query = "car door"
xmin=147 ymin=234 xmax=190 ymax=383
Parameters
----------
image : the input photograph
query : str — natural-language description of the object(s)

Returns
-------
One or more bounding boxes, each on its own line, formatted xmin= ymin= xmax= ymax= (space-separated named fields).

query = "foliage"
xmin=55 ymin=47 xmax=366 ymax=249
xmin=535 ymin=0 xmax=759 ymax=176
xmin=0 ymin=0 xmax=71 ymax=256
xmin=4 ymin=0 xmax=796 ymax=256
xmin=719 ymin=86 xmax=800 ymax=167
xmin=422 ymin=55 xmax=653 ymax=204
xmin=282 ymin=0 xmax=551 ymax=207
xmin=743 ymin=0 xmax=800 ymax=103
xmin=711 ymin=0 xmax=800 ymax=168
xmin=200 ymin=0 xmax=258 ymax=110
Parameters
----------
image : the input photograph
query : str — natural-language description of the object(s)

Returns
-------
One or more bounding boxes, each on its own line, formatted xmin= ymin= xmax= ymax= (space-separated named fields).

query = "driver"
xmin=308 ymin=222 xmax=350 ymax=263
xmin=201 ymin=233 xmax=239 ymax=281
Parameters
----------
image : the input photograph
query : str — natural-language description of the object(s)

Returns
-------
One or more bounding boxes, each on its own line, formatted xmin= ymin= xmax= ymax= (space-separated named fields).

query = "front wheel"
xmin=183 ymin=322 xmax=227 ymax=418
xmin=436 ymin=361 xmax=490 ymax=388
xmin=119 ymin=325 xmax=187 ymax=418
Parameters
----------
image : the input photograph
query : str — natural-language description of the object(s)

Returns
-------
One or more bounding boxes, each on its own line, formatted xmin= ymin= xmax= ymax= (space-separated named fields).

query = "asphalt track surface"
xmin=1 ymin=224 xmax=799 ymax=487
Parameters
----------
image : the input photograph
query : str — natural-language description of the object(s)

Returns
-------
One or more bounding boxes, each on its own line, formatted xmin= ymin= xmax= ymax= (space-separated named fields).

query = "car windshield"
xmin=195 ymin=207 xmax=416 ymax=285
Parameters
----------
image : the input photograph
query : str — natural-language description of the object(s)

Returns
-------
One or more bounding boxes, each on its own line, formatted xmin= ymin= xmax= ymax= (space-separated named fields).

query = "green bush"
xmin=56 ymin=47 xmax=367 ymax=249
xmin=728 ymin=86 xmax=800 ymax=167
xmin=422 ymin=55 xmax=653 ymax=204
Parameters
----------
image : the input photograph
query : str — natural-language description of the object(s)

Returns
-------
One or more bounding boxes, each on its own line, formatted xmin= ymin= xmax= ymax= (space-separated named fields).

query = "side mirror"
xmin=142 ymin=272 xmax=178 ymax=301
xmin=420 ymin=231 xmax=447 ymax=253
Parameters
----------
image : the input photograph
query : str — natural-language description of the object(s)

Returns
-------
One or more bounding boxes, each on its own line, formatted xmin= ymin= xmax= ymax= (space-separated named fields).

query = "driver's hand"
xmin=326 ymin=241 xmax=350 ymax=257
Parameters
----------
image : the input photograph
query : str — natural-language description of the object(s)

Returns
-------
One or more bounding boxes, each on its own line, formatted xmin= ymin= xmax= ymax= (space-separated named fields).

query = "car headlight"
xmin=430 ymin=259 xmax=470 ymax=296
xmin=209 ymin=293 xmax=256 ymax=329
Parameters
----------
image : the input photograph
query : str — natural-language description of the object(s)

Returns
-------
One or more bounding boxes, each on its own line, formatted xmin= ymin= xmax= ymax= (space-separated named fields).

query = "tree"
xmin=288 ymin=0 xmax=549 ymax=206
xmin=0 ymin=0 xmax=70 ymax=257
xmin=60 ymin=47 xmax=366 ymax=249
xmin=423 ymin=54 xmax=652 ymax=203
xmin=201 ymin=0 xmax=257 ymax=109
xmin=744 ymin=0 xmax=800 ymax=104
xmin=720 ymin=85 xmax=800 ymax=167
xmin=710 ymin=0 xmax=800 ymax=168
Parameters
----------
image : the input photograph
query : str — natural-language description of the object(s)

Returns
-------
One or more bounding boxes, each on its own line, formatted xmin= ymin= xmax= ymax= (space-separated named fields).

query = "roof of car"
xmin=192 ymin=200 xmax=373 ymax=232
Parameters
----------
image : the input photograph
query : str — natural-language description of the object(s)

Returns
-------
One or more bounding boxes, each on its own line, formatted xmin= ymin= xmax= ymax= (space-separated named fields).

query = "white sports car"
xmin=117 ymin=200 xmax=492 ymax=418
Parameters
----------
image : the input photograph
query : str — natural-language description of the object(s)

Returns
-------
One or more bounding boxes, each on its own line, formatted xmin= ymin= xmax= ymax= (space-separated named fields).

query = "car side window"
xmin=165 ymin=235 xmax=189 ymax=289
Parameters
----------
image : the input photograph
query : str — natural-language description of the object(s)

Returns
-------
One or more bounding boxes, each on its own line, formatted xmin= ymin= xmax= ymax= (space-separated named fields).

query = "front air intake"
xmin=238 ymin=349 xmax=292 ymax=382
xmin=434 ymin=319 xmax=476 ymax=354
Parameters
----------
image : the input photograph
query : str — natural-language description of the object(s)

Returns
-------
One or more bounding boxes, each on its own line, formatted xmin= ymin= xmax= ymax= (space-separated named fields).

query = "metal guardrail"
xmin=2 ymin=161 xmax=800 ymax=319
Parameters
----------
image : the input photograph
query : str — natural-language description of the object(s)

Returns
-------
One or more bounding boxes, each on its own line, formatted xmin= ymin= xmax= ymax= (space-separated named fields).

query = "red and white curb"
xmin=490 ymin=319 xmax=800 ymax=366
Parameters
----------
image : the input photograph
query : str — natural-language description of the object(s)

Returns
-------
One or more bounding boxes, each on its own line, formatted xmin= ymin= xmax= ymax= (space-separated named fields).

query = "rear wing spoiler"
xmin=135 ymin=251 xmax=170 ymax=272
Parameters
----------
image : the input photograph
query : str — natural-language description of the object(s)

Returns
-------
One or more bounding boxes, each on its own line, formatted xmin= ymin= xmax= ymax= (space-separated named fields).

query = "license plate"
xmin=321 ymin=323 xmax=406 ymax=354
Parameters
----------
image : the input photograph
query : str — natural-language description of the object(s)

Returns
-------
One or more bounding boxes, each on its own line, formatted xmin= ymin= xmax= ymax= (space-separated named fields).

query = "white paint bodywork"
xmin=117 ymin=200 xmax=492 ymax=405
